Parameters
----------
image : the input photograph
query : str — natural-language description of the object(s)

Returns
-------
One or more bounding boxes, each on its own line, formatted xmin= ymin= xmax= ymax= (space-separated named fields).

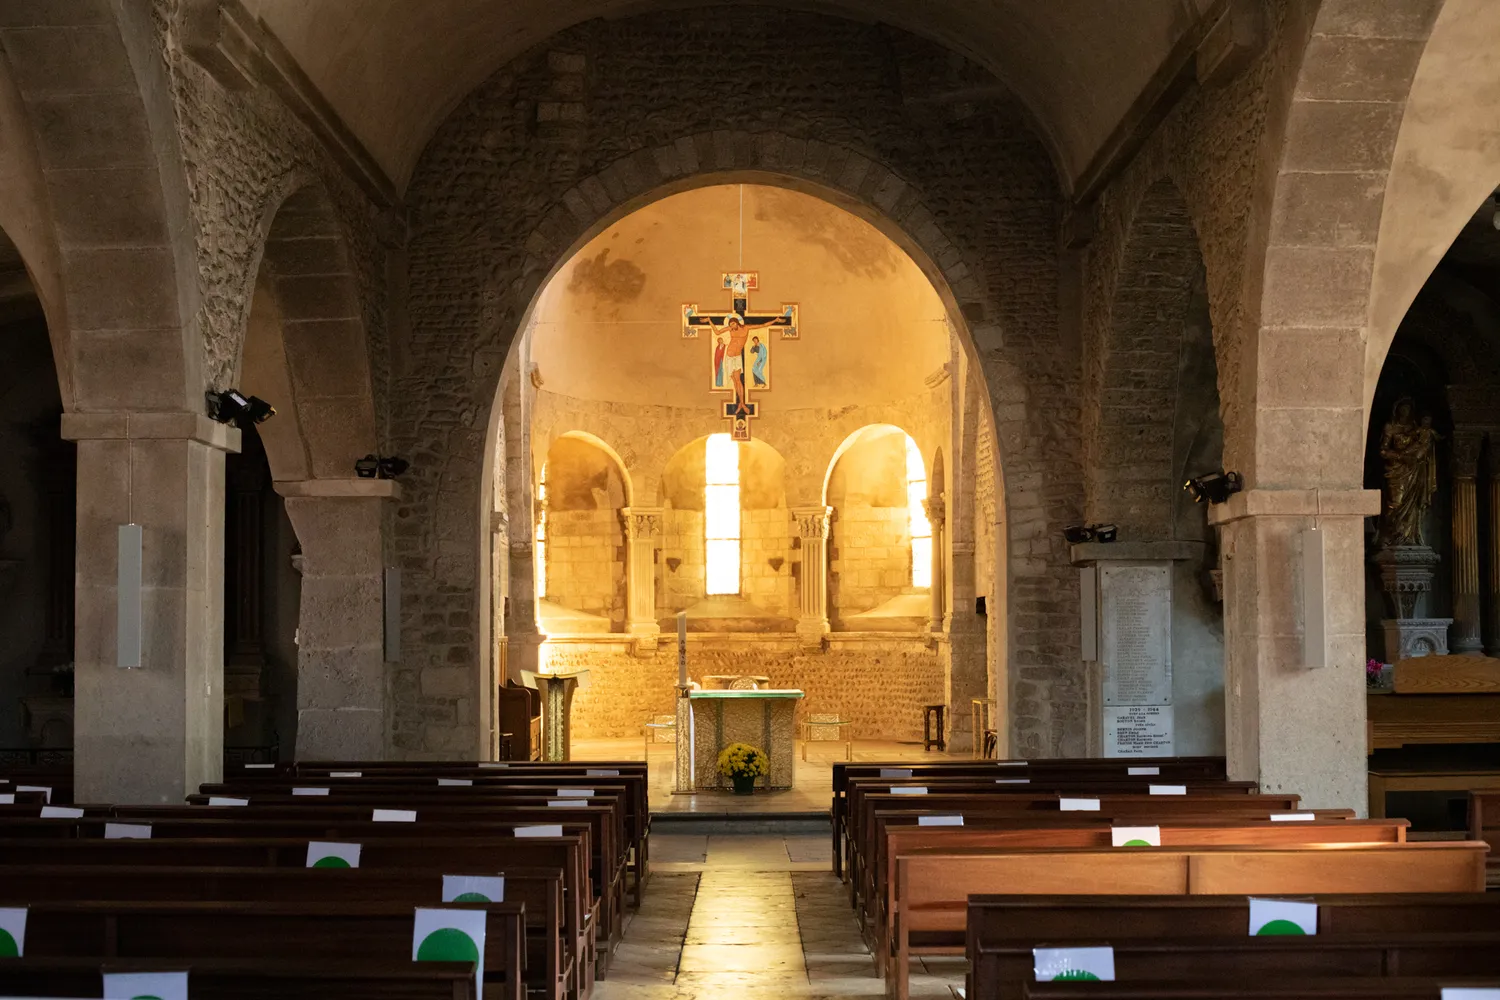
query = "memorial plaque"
xmin=1099 ymin=564 xmax=1171 ymax=706
xmin=1105 ymin=705 xmax=1174 ymax=757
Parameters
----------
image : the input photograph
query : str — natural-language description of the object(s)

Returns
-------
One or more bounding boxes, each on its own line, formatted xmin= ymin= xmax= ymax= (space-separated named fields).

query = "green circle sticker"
xmin=453 ymin=892 xmax=491 ymax=902
xmin=1123 ymin=839 xmax=1151 ymax=847
xmin=312 ymin=856 xmax=351 ymax=868
xmin=1256 ymin=919 xmax=1306 ymax=936
xmin=132 ymin=995 xmax=164 ymax=999
xmin=0 ymin=928 xmax=17 ymax=957
xmin=1055 ymin=970 xmax=1102 ymax=981
xmin=417 ymin=928 xmax=479 ymax=963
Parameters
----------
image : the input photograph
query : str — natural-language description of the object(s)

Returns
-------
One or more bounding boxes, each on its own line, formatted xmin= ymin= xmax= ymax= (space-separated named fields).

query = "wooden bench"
xmin=1024 ymin=979 xmax=1500 ymax=1000
xmin=0 ymin=956 xmax=479 ymax=1000
xmin=1368 ymin=768 xmax=1500 ymax=819
xmin=888 ymin=841 xmax=1489 ymax=1000
xmin=11 ymin=900 xmax=526 ymax=1000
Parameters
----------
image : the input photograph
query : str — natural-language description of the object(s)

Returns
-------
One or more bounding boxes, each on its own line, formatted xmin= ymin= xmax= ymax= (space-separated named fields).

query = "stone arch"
xmin=466 ymin=151 xmax=1051 ymax=759
xmin=1086 ymin=178 xmax=1207 ymax=540
xmin=549 ymin=430 xmax=635 ymax=508
xmin=243 ymin=180 xmax=379 ymax=481
xmin=0 ymin=3 xmax=202 ymax=412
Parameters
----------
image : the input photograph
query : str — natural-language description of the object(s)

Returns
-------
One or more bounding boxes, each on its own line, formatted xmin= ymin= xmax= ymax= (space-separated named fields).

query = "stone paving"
xmin=595 ymin=833 xmax=964 ymax=999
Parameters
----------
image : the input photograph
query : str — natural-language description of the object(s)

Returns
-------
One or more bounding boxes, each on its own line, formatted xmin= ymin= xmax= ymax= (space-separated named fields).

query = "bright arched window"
xmin=907 ymin=437 xmax=932 ymax=588
xmin=704 ymin=433 xmax=741 ymax=595
xmin=535 ymin=462 xmax=549 ymax=599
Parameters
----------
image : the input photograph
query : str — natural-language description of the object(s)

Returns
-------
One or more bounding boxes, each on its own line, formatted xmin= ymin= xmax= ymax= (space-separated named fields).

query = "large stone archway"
xmin=0 ymin=3 xmax=234 ymax=802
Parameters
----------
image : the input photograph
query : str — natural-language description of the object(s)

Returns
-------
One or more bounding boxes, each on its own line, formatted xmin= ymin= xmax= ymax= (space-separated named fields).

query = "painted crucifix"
xmin=682 ymin=272 xmax=799 ymax=441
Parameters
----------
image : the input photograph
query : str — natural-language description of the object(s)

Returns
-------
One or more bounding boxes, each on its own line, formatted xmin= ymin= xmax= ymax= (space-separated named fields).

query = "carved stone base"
xmin=1381 ymin=618 xmax=1452 ymax=662
xmin=1372 ymin=545 xmax=1439 ymax=619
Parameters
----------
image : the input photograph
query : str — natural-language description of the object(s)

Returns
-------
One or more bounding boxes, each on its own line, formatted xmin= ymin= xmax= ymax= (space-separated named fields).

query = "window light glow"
xmin=704 ymin=434 xmax=741 ymax=595
xmin=535 ymin=464 xmax=548 ymax=599
xmin=906 ymin=436 xmax=932 ymax=589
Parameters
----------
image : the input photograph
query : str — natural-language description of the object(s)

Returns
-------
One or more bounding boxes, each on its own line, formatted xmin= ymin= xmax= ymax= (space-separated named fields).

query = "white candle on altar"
xmin=677 ymin=611 xmax=688 ymax=687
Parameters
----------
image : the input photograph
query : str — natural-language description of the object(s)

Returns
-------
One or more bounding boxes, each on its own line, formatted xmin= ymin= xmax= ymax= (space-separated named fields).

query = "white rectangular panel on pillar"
xmin=117 ymin=524 xmax=143 ymax=669
xmin=1301 ymin=527 xmax=1326 ymax=669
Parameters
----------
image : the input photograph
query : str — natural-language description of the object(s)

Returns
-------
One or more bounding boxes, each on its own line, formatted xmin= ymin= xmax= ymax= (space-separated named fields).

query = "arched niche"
xmin=539 ymin=433 xmax=630 ymax=627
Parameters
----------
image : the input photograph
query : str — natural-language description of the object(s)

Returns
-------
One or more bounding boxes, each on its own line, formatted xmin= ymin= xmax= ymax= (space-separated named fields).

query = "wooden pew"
xmin=1470 ymin=789 xmax=1500 ymax=887
xmin=0 ymin=956 xmax=479 ymax=999
xmin=0 ymin=864 xmax=569 ymax=1000
xmin=1025 ymin=980 xmax=1500 ymax=1000
xmin=887 ymin=841 xmax=1488 ymax=1000
xmin=12 ymin=900 xmax=526 ymax=1000
xmin=972 ymin=933 xmax=1500 ymax=1000
xmin=968 ymin=893 xmax=1500 ymax=999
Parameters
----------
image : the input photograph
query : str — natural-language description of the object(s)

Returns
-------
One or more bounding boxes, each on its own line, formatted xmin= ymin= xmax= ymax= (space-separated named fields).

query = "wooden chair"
xmin=801 ymin=712 xmax=853 ymax=761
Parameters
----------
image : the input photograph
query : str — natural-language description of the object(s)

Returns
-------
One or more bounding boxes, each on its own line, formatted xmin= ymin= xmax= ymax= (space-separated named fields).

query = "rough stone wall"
xmin=545 ymin=636 xmax=944 ymax=740
xmin=829 ymin=506 xmax=913 ymax=619
xmin=544 ymin=510 xmax=624 ymax=622
xmin=400 ymin=9 xmax=1074 ymax=759
xmin=149 ymin=1 xmax=390 ymax=411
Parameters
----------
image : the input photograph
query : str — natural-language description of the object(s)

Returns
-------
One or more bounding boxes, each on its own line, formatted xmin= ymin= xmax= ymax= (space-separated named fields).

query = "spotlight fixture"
xmin=1063 ymin=523 xmax=1119 ymax=544
xmin=206 ymin=389 xmax=275 ymax=428
xmin=1184 ymin=470 xmax=1244 ymax=505
xmin=355 ymin=454 xmax=410 ymax=480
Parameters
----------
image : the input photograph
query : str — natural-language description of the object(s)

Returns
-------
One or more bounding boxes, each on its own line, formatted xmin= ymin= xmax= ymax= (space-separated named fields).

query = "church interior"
xmin=5 ymin=0 xmax=1500 ymax=997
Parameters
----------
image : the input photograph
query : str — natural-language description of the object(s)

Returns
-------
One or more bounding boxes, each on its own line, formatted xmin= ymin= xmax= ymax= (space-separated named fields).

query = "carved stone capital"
xmin=620 ymin=506 xmax=663 ymax=540
xmin=923 ymin=494 xmax=946 ymax=529
xmin=791 ymin=505 xmax=832 ymax=540
xmin=1453 ymin=428 xmax=1485 ymax=479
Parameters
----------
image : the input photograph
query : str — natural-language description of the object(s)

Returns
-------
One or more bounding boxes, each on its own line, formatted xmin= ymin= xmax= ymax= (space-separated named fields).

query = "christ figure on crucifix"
xmin=701 ymin=311 xmax=778 ymax=416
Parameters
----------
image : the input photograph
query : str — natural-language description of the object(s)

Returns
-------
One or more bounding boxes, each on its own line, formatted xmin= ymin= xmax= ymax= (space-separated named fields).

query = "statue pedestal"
xmin=1373 ymin=545 xmax=1439 ymax=618
xmin=1380 ymin=618 xmax=1452 ymax=662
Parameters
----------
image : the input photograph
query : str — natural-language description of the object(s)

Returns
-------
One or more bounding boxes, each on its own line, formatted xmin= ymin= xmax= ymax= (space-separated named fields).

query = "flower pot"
xmin=731 ymin=774 xmax=756 ymax=795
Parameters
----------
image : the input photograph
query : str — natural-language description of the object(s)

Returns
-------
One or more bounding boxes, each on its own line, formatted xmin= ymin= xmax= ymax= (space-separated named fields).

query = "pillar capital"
xmin=1207 ymin=487 xmax=1380 ymax=525
xmin=620 ymin=505 xmax=664 ymax=540
xmin=1452 ymin=428 xmax=1485 ymax=479
xmin=792 ymin=504 xmax=832 ymax=539
xmin=62 ymin=409 xmax=240 ymax=453
xmin=923 ymin=493 xmax=946 ymax=529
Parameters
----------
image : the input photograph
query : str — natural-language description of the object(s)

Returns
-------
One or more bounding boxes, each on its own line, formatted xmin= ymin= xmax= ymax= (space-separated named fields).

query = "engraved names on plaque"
xmin=1099 ymin=563 xmax=1173 ymax=756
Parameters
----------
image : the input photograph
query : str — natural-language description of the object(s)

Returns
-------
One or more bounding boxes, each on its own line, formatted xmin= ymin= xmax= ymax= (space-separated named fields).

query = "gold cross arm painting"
xmin=682 ymin=271 xmax=799 ymax=441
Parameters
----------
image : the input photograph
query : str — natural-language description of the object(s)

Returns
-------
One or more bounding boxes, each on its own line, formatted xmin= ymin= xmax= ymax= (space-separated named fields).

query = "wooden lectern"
xmin=522 ymin=669 xmax=591 ymax=761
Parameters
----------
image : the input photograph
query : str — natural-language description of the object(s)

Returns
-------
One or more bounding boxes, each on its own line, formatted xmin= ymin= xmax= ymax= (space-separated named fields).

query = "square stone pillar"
xmin=63 ymin=412 xmax=239 ymax=804
xmin=278 ymin=479 xmax=399 ymax=760
xmin=793 ymin=505 xmax=831 ymax=649
xmin=1209 ymin=488 xmax=1380 ymax=811
xmin=621 ymin=506 xmax=663 ymax=653
xmin=944 ymin=539 xmax=987 ymax=755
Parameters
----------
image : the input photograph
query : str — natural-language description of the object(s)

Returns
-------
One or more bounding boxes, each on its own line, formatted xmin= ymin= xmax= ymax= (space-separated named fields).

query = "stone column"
xmin=1210 ymin=488 xmax=1380 ymax=812
xmin=945 ymin=538 xmax=987 ymax=755
xmin=63 ymin=412 xmax=239 ymax=804
xmin=793 ymin=505 xmax=832 ymax=649
xmin=1451 ymin=431 xmax=1484 ymax=654
xmin=621 ymin=506 xmax=663 ymax=653
xmin=924 ymin=494 xmax=946 ymax=633
xmin=278 ymin=479 xmax=398 ymax=759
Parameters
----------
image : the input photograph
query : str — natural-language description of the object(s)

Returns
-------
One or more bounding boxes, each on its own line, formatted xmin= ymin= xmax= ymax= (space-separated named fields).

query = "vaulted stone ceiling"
xmin=239 ymin=0 xmax=1219 ymax=192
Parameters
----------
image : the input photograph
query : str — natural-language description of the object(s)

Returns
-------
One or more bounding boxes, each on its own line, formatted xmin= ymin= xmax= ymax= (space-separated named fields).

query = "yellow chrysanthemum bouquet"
xmin=717 ymin=742 xmax=769 ymax=780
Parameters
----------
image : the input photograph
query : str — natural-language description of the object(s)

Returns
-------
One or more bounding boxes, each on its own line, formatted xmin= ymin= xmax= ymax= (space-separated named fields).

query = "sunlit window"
xmin=535 ymin=463 xmax=548 ymax=599
xmin=704 ymin=433 xmax=741 ymax=595
xmin=907 ymin=436 xmax=932 ymax=589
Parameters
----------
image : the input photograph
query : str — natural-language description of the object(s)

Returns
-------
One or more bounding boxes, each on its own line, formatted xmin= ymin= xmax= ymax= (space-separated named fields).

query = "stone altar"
xmin=679 ymin=688 xmax=805 ymax=791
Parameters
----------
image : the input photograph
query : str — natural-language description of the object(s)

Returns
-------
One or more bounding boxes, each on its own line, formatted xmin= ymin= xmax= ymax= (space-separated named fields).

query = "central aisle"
xmin=597 ymin=832 xmax=963 ymax=999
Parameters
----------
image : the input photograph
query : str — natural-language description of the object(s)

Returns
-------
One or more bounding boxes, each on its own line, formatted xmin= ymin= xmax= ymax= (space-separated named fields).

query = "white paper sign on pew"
xmin=555 ymin=788 xmax=594 ymax=797
xmin=995 ymin=778 xmax=1030 ymax=785
xmin=413 ymin=908 xmax=487 ymax=1000
xmin=1033 ymin=946 xmax=1114 ymax=982
xmin=889 ymin=786 xmax=928 ymax=795
xmin=516 ymin=824 xmax=564 ymax=838
xmin=1269 ymin=812 xmax=1316 ymax=822
xmin=1442 ymin=990 xmax=1500 ymax=999
xmin=1111 ymin=826 xmax=1160 ymax=847
xmin=547 ymin=800 xmax=573 ymax=808
xmin=331 ymin=770 xmax=363 ymax=778
xmin=443 ymin=875 xmax=505 ymax=903
xmin=17 ymin=784 xmax=50 ymax=803
xmin=292 ymin=786 xmax=330 ymax=796
xmin=1249 ymin=898 xmax=1317 ymax=936
xmin=478 ymin=762 xmax=510 ymax=768
xmin=307 ymin=841 xmax=361 ymax=868
xmin=438 ymin=778 xmax=473 ymax=787
xmin=373 ymin=808 xmax=417 ymax=822
xmin=103 ymin=970 xmax=188 ymax=1000
xmin=586 ymin=769 xmax=620 ymax=777
xmin=208 ymin=796 xmax=248 ymax=806
xmin=41 ymin=805 xmax=83 ymax=819
xmin=105 ymin=822 xmax=152 ymax=840
xmin=0 ymin=793 xmax=12 ymax=804
xmin=918 ymin=815 xmax=963 ymax=827
xmin=1059 ymin=798 xmax=1100 ymax=811
xmin=245 ymin=763 xmax=275 ymax=770
xmin=880 ymin=768 xmax=913 ymax=778
xmin=1148 ymin=784 xmax=1187 ymax=796
xmin=1127 ymin=766 xmax=1160 ymax=776
xmin=0 ymin=907 xmax=26 ymax=957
